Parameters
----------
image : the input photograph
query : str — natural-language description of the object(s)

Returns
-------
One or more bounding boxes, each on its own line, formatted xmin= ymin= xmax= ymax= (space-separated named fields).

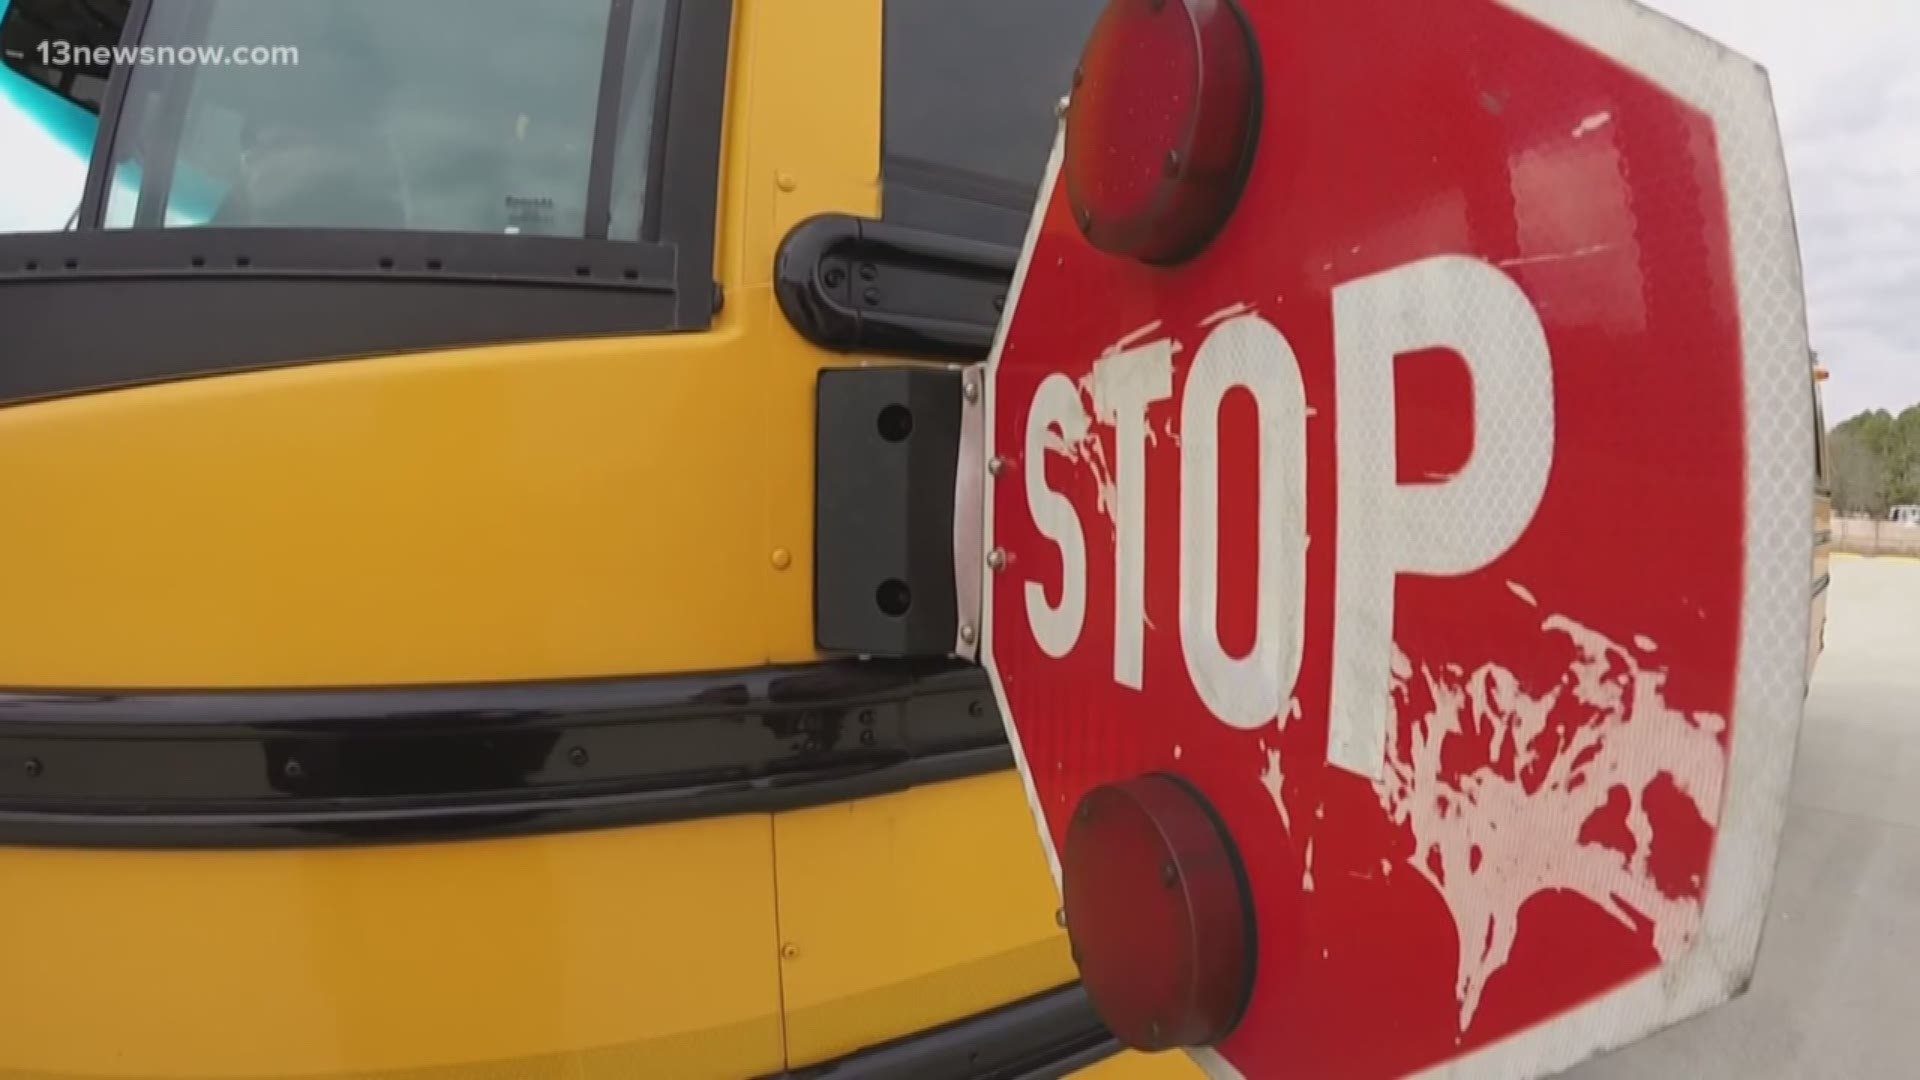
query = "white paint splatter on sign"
xmin=1106 ymin=321 xmax=1163 ymax=354
xmin=1376 ymin=613 xmax=1729 ymax=1031
xmin=1260 ymin=745 xmax=1290 ymax=831
xmin=1200 ymin=301 xmax=1254 ymax=328
xmin=1572 ymin=110 xmax=1614 ymax=138
xmin=1498 ymin=243 xmax=1619 ymax=269
xmin=1052 ymin=375 xmax=1118 ymax=527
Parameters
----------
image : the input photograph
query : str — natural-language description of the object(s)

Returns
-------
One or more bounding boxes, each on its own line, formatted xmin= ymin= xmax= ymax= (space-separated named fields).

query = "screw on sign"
xmin=979 ymin=0 xmax=1814 ymax=1077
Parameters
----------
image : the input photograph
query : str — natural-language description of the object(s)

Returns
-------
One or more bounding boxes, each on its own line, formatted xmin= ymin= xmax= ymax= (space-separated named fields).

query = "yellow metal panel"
xmin=771 ymin=770 xmax=1077 ymax=1066
xmin=732 ymin=0 xmax=885 ymax=666
xmin=0 ymin=819 xmax=783 ymax=1079
xmin=0 ymin=323 xmax=787 ymax=688
xmin=1071 ymin=1052 xmax=1211 ymax=1079
xmin=733 ymin=0 xmax=882 ymax=282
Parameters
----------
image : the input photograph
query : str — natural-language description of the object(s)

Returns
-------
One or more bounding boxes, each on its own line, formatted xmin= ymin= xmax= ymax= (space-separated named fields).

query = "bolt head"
xmin=988 ymin=456 xmax=1011 ymax=478
xmin=964 ymin=380 xmax=981 ymax=404
xmin=987 ymin=548 xmax=1009 ymax=572
xmin=960 ymin=623 xmax=978 ymax=645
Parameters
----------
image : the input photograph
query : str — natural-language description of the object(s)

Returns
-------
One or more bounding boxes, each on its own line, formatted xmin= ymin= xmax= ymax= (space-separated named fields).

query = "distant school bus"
xmin=1813 ymin=362 xmax=1832 ymax=672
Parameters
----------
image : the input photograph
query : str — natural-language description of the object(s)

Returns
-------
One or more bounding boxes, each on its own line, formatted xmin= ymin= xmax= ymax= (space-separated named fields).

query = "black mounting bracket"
xmin=775 ymin=213 xmax=1017 ymax=362
xmin=815 ymin=366 xmax=970 ymax=657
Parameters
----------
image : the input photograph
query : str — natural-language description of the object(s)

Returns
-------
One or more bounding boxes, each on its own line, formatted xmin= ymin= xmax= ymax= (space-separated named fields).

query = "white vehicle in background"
xmin=1891 ymin=505 xmax=1920 ymax=526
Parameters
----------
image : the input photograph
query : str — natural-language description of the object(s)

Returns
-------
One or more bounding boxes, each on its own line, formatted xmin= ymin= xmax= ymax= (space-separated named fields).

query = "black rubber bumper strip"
xmin=0 ymin=660 xmax=1011 ymax=849
xmin=777 ymin=984 xmax=1121 ymax=1080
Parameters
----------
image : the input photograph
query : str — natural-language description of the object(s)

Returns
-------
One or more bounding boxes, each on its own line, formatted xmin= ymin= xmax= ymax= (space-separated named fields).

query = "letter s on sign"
xmin=1025 ymin=373 xmax=1090 ymax=659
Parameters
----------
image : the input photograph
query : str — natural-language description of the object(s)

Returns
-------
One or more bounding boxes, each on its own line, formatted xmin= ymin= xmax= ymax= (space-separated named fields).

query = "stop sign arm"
xmin=980 ymin=0 xmax=1814 ymax=1075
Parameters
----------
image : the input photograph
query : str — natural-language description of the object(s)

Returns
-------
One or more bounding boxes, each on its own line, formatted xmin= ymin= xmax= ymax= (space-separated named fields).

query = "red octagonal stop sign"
xmin=981 ymin=0 xmax=1815 ymax=1076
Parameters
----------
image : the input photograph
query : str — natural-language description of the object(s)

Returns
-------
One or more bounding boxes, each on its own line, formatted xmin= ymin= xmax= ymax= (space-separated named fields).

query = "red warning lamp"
xmin=1061 ymin=775 xmax=1256 ymax=1051
xmin=1065 ymin=0 xmax=1262 ymax=265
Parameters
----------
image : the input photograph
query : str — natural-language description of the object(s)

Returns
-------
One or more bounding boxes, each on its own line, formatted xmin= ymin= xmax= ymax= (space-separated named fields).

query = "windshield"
xmin=102 ymin=0 xmax=668 ymax=238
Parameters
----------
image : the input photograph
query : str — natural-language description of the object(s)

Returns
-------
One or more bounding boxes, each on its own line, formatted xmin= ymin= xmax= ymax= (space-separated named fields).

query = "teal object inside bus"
xmin=0 ymin=0 xmax=218 ymax=225
xmin=0 ymin=0 xmax=96 ymax=157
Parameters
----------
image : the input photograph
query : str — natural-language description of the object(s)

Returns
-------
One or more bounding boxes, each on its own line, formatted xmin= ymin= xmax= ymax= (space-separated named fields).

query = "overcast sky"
xmin=1645 ymin=0 xmax=1918 ymax=421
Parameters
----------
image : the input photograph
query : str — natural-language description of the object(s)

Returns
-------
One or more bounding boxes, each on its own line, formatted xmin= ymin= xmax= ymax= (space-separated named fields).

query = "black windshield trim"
xmin=133 ymin=0 xmax=213 ymax=227
xmin=0 ymin=227 xmax=688 ymax=406
xmin=640 ymin=0 xmax=685 ymax=242
xmin=653 ymin=0 xmax=726 ymax=324
xmin=584 ymin=0 xmax=637 ymax=240
xmin=74 ymin=0 xmax=151 ymax=225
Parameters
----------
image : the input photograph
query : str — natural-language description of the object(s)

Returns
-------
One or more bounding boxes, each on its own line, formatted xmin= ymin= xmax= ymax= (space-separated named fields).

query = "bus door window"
xmin=98 ymin=0 xmax=671 ymax=238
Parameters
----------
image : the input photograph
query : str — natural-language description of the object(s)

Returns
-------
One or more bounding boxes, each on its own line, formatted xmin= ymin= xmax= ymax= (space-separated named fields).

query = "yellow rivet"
xmin=780 ymin=942 xmax=800 ymax=961
xmin=775 ymin=172 xmax=798 ymax=192
xmin=771 ymin=548 xmax=793 ymax=571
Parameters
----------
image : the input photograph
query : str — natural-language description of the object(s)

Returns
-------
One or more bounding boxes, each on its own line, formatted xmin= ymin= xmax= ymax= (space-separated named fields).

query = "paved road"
xmin=1569 ymin=555 xmax=1920 ymax=1078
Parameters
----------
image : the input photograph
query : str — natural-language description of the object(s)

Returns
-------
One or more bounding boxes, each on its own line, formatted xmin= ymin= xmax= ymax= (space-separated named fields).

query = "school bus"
xmin=1813 ymin=362 xmax=1832 ymax=671
xmin=0 ymin=0 xmax=1836 ymax=1075
xmin=0 ymin=0 xmax=1198 ymax=1076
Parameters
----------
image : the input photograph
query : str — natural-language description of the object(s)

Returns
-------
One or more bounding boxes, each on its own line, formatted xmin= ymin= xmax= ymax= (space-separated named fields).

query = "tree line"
xmin=1829 ymin=406 xmax=1920 ymax=516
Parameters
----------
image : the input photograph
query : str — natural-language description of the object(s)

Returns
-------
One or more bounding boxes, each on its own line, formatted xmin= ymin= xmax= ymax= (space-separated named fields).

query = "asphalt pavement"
xmin=1568 ymin=554 xmax=1920 ymax=1078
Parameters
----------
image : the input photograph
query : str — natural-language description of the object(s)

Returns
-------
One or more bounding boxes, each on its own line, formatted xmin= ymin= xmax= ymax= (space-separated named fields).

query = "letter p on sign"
xmin=1328 ymin=255 xmax=1556 ymax=779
